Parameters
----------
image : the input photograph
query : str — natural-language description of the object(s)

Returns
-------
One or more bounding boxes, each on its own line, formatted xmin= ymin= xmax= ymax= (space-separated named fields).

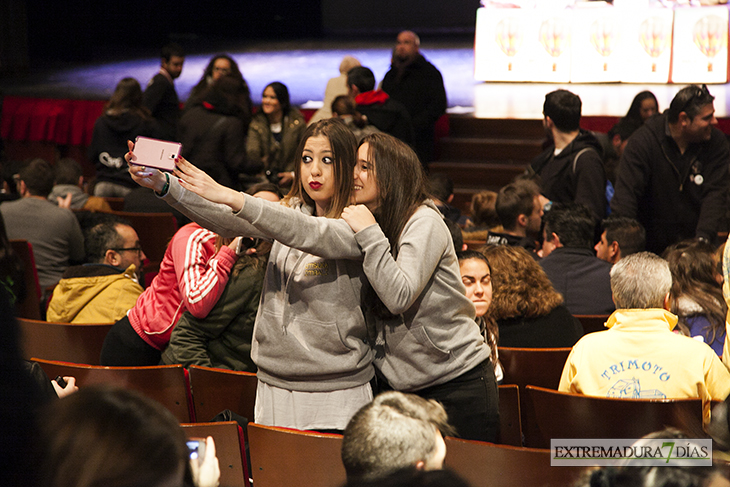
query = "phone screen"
xmin=186 ymin=439 xmax=205 ymax=460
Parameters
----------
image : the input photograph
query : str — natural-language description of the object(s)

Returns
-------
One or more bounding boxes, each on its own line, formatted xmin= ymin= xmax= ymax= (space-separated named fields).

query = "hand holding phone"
xmin=130 ymin=136 xmax=182 ymax=172
xmin=187 ymin=438 xmax=207 ymax=464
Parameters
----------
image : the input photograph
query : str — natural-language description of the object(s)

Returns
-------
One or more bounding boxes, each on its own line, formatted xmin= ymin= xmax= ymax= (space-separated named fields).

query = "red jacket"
xmin=128 ymin=223 xmax=237 ymax=350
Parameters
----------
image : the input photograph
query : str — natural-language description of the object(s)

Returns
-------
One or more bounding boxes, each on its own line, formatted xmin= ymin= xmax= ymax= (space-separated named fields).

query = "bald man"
xmin=381 ymin=30 xmax=447 ymax=165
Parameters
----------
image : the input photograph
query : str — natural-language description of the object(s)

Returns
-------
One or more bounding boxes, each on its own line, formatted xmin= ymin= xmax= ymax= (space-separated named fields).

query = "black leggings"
xmin=378 ymin=359 xmax=500 ymax=443
xmin=100 ymin=316 xmax=161 ymax=366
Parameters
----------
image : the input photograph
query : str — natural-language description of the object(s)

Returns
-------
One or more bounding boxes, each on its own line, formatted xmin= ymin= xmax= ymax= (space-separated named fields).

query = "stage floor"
xmin=1 ymin=38 xmax=729 ymax=119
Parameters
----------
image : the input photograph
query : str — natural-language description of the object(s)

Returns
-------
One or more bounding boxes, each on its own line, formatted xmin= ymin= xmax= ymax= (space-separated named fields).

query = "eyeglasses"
xmin=678 ymin=84 xmax=710 ymax=115
xmin=112 ymin=247 xmax=143 ymax=255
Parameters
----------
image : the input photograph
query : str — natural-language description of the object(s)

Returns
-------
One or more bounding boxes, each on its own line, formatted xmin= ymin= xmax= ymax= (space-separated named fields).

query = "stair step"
xmin=429 ymin=161 xmax=527 ymax=191
xmin=437 ymin=137 xmax=544 ymax=162
xmin=447 ymin=116 xmax=545 ymax=139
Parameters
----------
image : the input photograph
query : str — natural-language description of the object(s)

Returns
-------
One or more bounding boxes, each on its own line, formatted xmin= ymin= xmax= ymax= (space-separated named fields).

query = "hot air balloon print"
xmin=590 ymin=19 xmax=615 ymax=72
xmin=539 ymin=17 xmax=567 ymax=72
xmin=639 ymin=17 xmax=671 ymax=73
xmin=693 ymin=15 xmax=728 ymax=73
xmin=496 ymin=17 xmax=523 ymax=71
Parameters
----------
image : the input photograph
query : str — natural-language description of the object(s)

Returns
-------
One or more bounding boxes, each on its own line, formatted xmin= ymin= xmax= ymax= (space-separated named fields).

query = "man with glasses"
xmin=612 ymin=85 xmax=730 ymax=254
xmin=47 ymin=219 xmax=145 ymax=323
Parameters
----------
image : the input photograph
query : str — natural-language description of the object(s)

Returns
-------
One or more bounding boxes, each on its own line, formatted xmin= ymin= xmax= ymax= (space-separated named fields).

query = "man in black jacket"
xmin=143 ymin=43 xmax=185 ymax=141
xmin=529 ymin=89 xmax=607 ymax=221
xmin=381 ymin=31 xmax=446 ymax=165
xmin=611 ymin=84 xmax=730 ymax=254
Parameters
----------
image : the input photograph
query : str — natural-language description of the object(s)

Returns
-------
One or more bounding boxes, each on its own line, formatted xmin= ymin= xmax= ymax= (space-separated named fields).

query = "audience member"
xmin=381 ymin=30 xmax=447 ymax=164
xmin=161 ymin=185 xmax=281 ymax=371
xmin=186 ymin=53 xmax=252 ymax=121
xmin=1 ymin=286 xmax=42 ymax=487
xmin=559 ymin=252 xmax=730 ymax=425
xmin=600 ymin=117 xmax=642 ymax=186
xmin=90 ymin=77 xmax=158 ymax=197
xmin=179 ymin=76 xmax=259 ymax=189
xmin=332 ymin=95 xmax=381 ymax=142
xmin=540 ymin=204 xmax=615 ymax=315
xmin=613 ymin=84 xmax=729 ymax=254
xmin=341 ymin=391 xmax=452 ymax=483
xmin=0 ymin=159 xmax=22 ymax=203
xmin=309 ymin=55 xmax=361 ymax=125
xmin=428 ymin=174 xmax=465 ymax=225
xmin=664 ymin=240 xmax=726 ymax=357
xmin=46 ymin=218 xmax=145 ymax=324
xmin=595 ymin=216 xmax=645 ymax=265
xmin=143 ymin=42 xmax=185 ymax=141
xmin=486 ymin=180 xmax=542 ymax=251
xmin=100 ymin=222 xmax=239 ymax=366
xmin=483 ymin=245 xmax=583 ymax=348
xmin=246 ymin=81 xmax=306 ymax=187
xmin=625 ymin=90 xmax=659 ymax=125
xmin=529 ymin=89 xmax=606 ymax=220
xmin=347 ymin=66 xmax=414 ymax=146
xmin=37 ymin=385 xmax=220 ymax=487
xmin=462 ymin=190 xmax=500 ymax=242
xmin=48 ymin=158 xmax=112 ymax=212
xmin=457 ymin=250 xmax=502 ymax=382
xmin=1 ymin=158 xmax=84 ymax=292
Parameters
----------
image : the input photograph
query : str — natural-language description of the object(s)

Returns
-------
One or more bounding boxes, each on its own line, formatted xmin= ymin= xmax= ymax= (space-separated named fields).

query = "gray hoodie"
xmin=162 ymin=179 xmax=373 ymax=391
xmin=162 ymin=180 xmax=489 ymax=390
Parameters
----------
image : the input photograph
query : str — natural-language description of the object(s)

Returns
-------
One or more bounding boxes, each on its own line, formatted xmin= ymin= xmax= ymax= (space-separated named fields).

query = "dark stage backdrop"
xmin=321 ymin=0 xmax=481 ymax=35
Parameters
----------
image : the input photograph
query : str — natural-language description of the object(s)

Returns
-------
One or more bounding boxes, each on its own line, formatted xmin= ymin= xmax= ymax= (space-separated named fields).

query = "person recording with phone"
xmin=37 ymin=386 xmax=220 ymax=487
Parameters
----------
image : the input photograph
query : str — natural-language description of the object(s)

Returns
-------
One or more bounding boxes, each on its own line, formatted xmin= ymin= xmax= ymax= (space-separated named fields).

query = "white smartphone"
xmin=131 ymin=136 xmax=182 ymax=172
xmin=187 ymin=438 xmax=206 ymax=463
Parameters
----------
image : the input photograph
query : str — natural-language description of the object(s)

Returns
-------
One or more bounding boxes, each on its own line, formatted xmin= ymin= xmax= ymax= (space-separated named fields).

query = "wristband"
xmin=156 ymin=173 xmax=170 ymax=196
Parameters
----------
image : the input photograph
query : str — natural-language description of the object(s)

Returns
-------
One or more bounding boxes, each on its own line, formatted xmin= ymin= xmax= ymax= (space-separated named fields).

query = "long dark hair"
xmin=191 ymin=54 xmax=250 ymax=100
xmin=264 ymin=81 xmax=291 ymax=117
xmin=663 ymin=240 xmax=726 ymax=345
xmin=284 ymin=118 xmax=356 ymax=219
xmin=625 ymin=90 xmax=658 ymax=123
xmin=457 ymin=249 xmax=499 ymax=365
xmin=360 ymin=133 xmax=428 ymax=254
xmin=105 ymin=77 xmax=150 ymax=120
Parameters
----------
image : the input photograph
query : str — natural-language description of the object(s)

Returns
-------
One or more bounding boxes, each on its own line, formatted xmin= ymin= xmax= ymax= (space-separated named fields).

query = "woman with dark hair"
xmin=144 ymin=132 xmax=497 ymax=442
xmin=246 ymin=81 xmax=306 ymax=187
xmin=89 ymin=77 xmax=158 ymax=197
xmin=129 ymin=119 xmax=374 ymax=432
xmin=625 ymin=90 xmax=659 ymax=124
xmin=663 ymin=240 xmax=727 ymax=357
xmin=178 ymin=76 xmax=259 ymax=189
xmin=186 ymin=53 xmax=252 ymax=115
xmin=37 ymin=386 xmax=219 ymax=487
xmin=457 ymin=249 xmax=502 ymax=383
xmin=482 ymin=245 xmax=583 ymax=348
